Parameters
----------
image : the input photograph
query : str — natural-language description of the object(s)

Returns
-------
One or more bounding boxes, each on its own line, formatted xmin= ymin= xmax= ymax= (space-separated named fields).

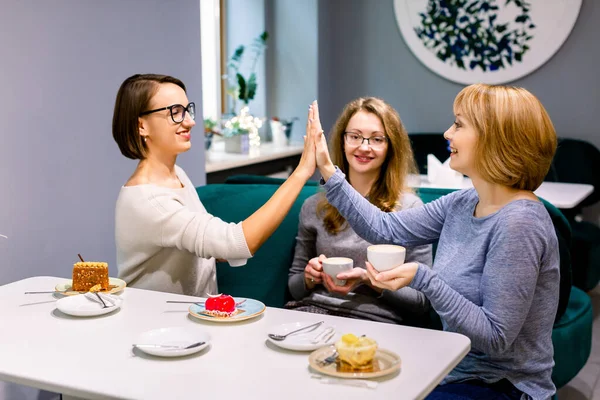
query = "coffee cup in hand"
xmin=367 ymin=245 xmax=406 ymax=272
xmin=322 ymin=257 xmax=353 ymax=286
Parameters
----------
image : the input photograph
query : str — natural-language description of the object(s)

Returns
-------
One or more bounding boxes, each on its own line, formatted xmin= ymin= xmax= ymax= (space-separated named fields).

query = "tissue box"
xmin=427 ymin=154 xmax=464 ymax=189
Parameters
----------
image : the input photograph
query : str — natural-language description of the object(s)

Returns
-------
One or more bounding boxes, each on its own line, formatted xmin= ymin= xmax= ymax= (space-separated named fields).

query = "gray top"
xmin=323 ymin=168 xmax=559 ymax=400
xmin=288 ymin=192 xmax=433 ymax=324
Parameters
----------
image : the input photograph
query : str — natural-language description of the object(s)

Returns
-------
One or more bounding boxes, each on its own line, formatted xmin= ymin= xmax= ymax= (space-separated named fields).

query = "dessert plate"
xmin=308 ymin=345 xmax=401 ymax=379
xmin=267 ymin=322 xmax=338 ymax=351
xmin=56 ymin=293 xmax=122 ymax=317
xmin=188 ymin=297 xmax=265 ymax=322
xmin=55 ymin=277 xmax=126 ymax=295
xmin=133 ymin=327 xmax=210 ymax=357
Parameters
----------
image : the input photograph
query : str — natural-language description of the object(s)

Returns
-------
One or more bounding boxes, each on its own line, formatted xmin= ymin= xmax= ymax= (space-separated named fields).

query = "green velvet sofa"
xmin=196 ymin=175 xmax=592 ymax=389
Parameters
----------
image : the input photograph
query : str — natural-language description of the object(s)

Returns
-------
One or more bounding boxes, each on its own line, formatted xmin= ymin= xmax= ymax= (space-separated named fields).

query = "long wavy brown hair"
xmin=317 ymin=97 xmax=417 ymax=235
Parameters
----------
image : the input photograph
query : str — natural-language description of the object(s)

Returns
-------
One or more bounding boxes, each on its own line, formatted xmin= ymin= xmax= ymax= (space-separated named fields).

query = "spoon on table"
xmin=132 ymin=341 xmax=206 ymax=350
xmin=24 ymin=291 xmax=85 ymax=294
xmin=93 ymin=292 xmax=109 ymax=308
xmin=268 ymin=321 xmax=324 ymax=341
xmin=166 ymin=299 xmax=247 ymax=307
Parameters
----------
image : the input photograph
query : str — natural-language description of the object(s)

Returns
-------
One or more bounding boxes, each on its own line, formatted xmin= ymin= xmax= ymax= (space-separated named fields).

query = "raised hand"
xmin=364 ymin=261 xmax=419 ymax=291
xmin=309 ymin=101 xmax=336 ymax=181
xmin=293 ymin=102 xmax=320 ymax=181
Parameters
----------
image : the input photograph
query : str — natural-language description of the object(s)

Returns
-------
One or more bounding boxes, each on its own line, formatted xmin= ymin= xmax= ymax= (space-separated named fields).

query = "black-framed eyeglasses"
xmin=140 ymin=102 xmax=196 ymax=123
xmin=344 ymin=132 xmax=388 ymax=149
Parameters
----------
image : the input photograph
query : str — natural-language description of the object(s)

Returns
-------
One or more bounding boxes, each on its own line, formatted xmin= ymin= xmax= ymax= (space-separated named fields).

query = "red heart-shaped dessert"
xmin=205 ymin=294 xmax=236 ymax=313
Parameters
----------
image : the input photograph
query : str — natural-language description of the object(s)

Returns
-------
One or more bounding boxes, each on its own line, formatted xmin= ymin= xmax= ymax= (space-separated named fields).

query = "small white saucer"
xmin=267 ymin=322 xmax=338 ymax=351
xmin=134 ymin=327 xmax=211 ymax=358
xmin=56 ymin=294 xmax=122 ymax=317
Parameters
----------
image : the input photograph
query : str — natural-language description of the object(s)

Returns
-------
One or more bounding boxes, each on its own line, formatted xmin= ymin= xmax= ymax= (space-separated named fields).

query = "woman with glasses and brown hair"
xmin=286 ymin=97 xmax=432 ymax=324
xmin=112 ymin=74 xmax=320 ymax=296
xmin=312 ymin=85 xmax=559 ymax=399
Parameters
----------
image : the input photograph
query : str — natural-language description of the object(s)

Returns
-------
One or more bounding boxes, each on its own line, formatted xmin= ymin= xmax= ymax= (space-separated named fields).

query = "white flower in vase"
xmin=223 ymin=107 xmax=263 ymax=148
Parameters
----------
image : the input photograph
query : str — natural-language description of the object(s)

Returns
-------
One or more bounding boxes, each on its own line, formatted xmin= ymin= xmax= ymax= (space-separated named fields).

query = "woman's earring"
xmin=144 ymin=136 xmax=148 ymax=143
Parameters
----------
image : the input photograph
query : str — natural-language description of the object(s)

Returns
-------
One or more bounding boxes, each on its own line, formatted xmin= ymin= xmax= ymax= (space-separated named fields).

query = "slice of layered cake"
xmin=72 ymin=262 xmax=109 ymax=291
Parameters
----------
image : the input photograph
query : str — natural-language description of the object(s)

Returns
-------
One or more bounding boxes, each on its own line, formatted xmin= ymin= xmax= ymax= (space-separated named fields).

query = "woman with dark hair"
xmin=286 ymin=97 xmax=432 ymax=324
xmin=112 ymin=74 xmax=319 ymax=296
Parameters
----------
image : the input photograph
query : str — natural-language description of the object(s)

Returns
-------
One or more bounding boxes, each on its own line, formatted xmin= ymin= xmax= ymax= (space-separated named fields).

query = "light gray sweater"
xmin=323 ymin=168 xmax=559 ymax=400
xmin=288 ymin=192 xmax=432 ymax=324
xmin=115 ymin=166 xmax=251 ymax=296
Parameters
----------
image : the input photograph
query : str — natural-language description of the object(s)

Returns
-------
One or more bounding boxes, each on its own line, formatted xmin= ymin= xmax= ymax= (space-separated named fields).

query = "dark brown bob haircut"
xmin=112 ymin=74 xmax=186 ymax=159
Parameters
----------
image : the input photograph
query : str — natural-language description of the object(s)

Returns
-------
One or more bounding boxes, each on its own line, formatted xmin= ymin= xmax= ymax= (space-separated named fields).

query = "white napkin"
xmin=310 ymin=374 xmax=378 ymax=389
xmin=427 ymin=154 xmax=464 ymax=188
xmin=84 ymin=292 xmax=122 ymax=307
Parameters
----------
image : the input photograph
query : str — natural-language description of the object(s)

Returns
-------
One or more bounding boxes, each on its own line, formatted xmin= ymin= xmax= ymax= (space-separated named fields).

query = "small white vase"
xmin=224 ymin=133 xmax=250 ymax=154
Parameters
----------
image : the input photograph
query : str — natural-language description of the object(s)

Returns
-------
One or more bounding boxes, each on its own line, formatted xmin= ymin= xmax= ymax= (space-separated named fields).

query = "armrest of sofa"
xmin=225 ymin=174 xmax=319 ymax=186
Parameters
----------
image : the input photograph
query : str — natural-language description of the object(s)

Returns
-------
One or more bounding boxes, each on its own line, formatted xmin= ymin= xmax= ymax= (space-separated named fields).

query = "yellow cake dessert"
xmin=334 ymin=333 xmax=378 ymax=371
xmin=72 ymin=262 xmax=109 ymax=291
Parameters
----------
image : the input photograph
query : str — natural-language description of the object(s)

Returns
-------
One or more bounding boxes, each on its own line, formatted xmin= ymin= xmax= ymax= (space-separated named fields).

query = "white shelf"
xmin=205 ymin=140 xmax=304 ymax=173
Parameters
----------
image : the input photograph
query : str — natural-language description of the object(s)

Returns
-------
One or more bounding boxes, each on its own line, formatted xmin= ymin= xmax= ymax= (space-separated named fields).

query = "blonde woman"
xmin=286 ymin=97 xmax=432 ymax=324
xmin=113 ymin=74 xmax=320 ymax=296
xmin=313 ymin=85 xmax=558 ymax=399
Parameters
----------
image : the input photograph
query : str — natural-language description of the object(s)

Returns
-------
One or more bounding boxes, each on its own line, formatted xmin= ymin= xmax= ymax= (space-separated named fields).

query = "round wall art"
xmin=393 ymin=0 xmax=582 ymax=84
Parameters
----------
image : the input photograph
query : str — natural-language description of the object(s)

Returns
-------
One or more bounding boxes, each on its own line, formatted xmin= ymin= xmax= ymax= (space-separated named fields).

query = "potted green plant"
xmin=203 ymin=118 xmax=221 ymax=151
xmin=223 ymin=31 xmax=269 ymax=111
xmin=221 ymin=31 xmax=269 ymax=153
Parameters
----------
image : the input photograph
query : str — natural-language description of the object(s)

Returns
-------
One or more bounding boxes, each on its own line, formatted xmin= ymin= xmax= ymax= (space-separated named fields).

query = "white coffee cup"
xmin=367 ymin=244 xmax=406 ymax=272
xmin=322 ymin=257 xmax=354 ymax=286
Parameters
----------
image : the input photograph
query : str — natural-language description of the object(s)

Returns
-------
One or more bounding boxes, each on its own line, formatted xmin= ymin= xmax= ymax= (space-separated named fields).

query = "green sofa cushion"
xmin=225 ymin=174 xmax=319 ymax=186
xmin=197 ymin=183 xmax=319 ymax=307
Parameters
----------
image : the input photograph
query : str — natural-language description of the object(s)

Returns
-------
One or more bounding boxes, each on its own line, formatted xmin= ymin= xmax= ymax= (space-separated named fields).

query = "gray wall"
xmin=266 ymin=0 xmax=318 ymax=143
xmin=0 ymin=0 xmax=205 ymax=285
xmin=318 ymin=0 xmax=600 ymax=148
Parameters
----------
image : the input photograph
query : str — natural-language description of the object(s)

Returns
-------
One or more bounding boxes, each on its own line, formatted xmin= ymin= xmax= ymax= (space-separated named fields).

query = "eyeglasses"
xmin=344 ymin=132 xmax=388 ymax=149
xmin=140 ymin=102 xmax=196 ymax=123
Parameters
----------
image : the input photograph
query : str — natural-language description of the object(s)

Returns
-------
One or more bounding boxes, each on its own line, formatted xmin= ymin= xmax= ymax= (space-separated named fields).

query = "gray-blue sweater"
xmin=323 ymin=168 xmax=559 ymax=400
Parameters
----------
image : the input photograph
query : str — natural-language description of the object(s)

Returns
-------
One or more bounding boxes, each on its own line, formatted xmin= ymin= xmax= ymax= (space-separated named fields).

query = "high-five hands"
xmin=294 ymin=101 xmax=321 ymax=181
xmin=307 ymin=101 xmax=336 ymax=181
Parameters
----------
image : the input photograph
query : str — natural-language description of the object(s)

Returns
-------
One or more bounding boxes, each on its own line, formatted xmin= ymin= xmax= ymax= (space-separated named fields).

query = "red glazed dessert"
xmin=204 ymin=294 xmax=236 ymax=317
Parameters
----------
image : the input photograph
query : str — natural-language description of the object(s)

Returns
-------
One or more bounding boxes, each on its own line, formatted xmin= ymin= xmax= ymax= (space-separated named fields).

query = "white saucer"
xmin=134 ymin=327 xmax=211 ymax=358
xmin=56 ymin=294 xmax=122 ymax=317
xmin=267 ymin=322 xmax=338 ymax=351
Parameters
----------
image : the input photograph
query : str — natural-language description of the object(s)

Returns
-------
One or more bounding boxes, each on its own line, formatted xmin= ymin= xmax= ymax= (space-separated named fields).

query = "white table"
xmin=408 ymin=174 xmax=594 ymax=209
xmin=1 ymin=277 xmax=471 ymax=400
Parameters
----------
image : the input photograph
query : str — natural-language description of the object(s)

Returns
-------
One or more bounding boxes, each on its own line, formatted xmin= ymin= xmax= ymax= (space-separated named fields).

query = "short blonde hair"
xmin=454 ymin=84 xmax=557 ymax=191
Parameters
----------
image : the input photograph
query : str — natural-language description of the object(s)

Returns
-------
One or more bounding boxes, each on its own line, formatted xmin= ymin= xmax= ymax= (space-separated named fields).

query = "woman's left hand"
xmin=292 ymin=101 xmax=320 ymax=182
xmin=322 ymin=267 xmax=368 ymax=295
xmin=365 ymin=261 xmax=419 ymax=291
